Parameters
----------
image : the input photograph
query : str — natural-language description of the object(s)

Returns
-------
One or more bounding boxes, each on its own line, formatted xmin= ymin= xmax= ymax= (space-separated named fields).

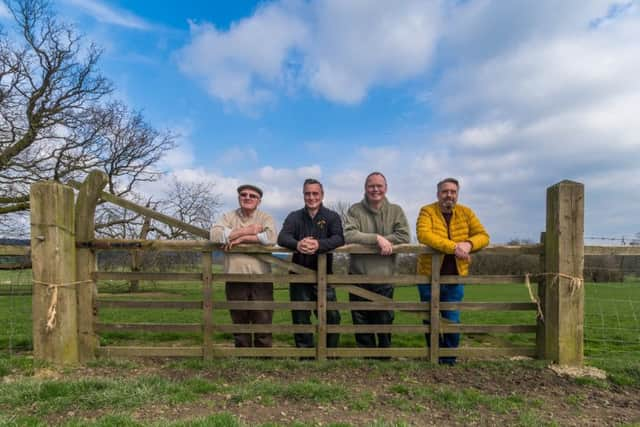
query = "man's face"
xmin=365 ymin=174 xmax=387 ymax=204
xmin=238 ymin=189 xmax=261 ymax=212
xmin=303 ymin=183 xmax=324 ymax=211
xmin=437 ymin=181 xmax=458 ymax=213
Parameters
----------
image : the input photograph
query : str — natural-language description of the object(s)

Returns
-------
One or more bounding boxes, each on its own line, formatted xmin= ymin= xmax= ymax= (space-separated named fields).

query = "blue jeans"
xmin=418 ymin=283 xmax=463 ymax=364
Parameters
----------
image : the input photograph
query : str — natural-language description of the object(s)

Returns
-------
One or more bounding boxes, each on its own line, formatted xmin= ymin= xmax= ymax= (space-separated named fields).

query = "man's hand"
xmin=454 ymin=241 xmax=472 ymax=260
xmin=297 ymin=237 xmax=319 ymax=254
xmin=376 ymin=235 xmax=393 ymax=256
xmin=224 ymin=235 xmax=246 ymax=251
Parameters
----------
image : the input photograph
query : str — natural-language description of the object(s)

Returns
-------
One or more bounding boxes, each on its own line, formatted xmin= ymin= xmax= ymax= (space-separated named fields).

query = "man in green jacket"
xmin=344 ymin=172 xmax=410 ymax=348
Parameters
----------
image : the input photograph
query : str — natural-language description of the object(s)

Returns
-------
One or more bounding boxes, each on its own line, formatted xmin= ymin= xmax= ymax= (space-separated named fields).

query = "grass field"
xmin=1 ymin=269 xmax=639 ymax=426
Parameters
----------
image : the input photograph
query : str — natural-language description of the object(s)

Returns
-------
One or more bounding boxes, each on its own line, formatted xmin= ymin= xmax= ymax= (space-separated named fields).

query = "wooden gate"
xmin=30 ymin=172 xmax=587 ymax=366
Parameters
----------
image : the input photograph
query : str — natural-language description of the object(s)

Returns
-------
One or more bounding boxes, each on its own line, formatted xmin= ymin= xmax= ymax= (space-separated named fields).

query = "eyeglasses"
xmin=239 ymin=192 xmax=260 ymax=200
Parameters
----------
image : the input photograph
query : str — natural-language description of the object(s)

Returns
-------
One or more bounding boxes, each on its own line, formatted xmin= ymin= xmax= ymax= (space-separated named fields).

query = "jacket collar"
xmin=362 ymin=196 xmax=388 ymax=214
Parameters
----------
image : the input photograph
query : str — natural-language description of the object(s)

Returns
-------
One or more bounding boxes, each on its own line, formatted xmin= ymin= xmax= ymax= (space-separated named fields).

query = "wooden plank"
xmin=342 ymin=285 xmax=393 ymax=302
xmin=336 ymin=243 xmax=434 ymax=254
xmin=327 ymin=325 xmax=430 ymax=333
xmin=446 ymin=275 xmax=528 ymax=285
xmin=211 ymin=347 xmax=315 ymax=358
xmin=96 ymin=299 xmax=534 ymax=312
xmin=329 ymin=274 xmax=425 ymax=285
xmin=328 ymin=348 xmax=428 ymax=358
xmin=316 ymin=254 xmax=327 ymax=361
xmin=584 ymin=245 xmax=640 ymax=256
xmin=438 ymin=347 xmax=537 ymax=358
xmin=84 ymin=240 xmax=543 ymax=256
xmin=0 ymin=245 xmax=31 ymax=256
xmin=96 ymin=345 xmax=536 ymax=359
xmin=254 ymin=254 xmax=316 ymax=275
xmin=68 ymin=180 xmax=210 ymax=239
xmin=544 ymin=181 xmax=584 ymax=366
xmin=94 ymin=272 xmax=202 ymax=281
xmin=97 ymin=300 xmax=202 ymax=309
xmin=86 ymin=239 xmax=219 ymax=251
xmin=0 ymin=262 xmax=32 ymax=270
xmin=98 ymin=346 xmax=203 ymax=358
xmin=75 ymin=171 xmax=108 ymax=363
xmin=30 ymin=181 xmax=79 ymax=365
xmin=95 ymin=322 xmax=201 ymax=333
xmin=329 ymin=302 xmax=428 ymax=310
xmin=213 ymin=324 xmax=316 ymax=333
xmin=329 ymin=274 xmax=527 ymax=285
xmin=441 ymin=324 xmax=536 ymax=333
xmin=202 ymin=252 xmax=213 ymax=361
xmin=331 ymin=347 xmax=537 ymax=359
xmin=214 ymin=301 xmax=315 ymax=310
xmin=439 ymin=302 xmax=538 ymax=311
xmin=429 ymin=254 xmax=441 ymax=363
xmin=215 ymin=273 xmax=316 ymax=283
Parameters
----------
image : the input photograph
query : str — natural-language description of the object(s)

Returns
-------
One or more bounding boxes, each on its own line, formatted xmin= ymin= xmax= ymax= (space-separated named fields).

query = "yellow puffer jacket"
xmin=416 ymin=202 xmax=489 ymax=277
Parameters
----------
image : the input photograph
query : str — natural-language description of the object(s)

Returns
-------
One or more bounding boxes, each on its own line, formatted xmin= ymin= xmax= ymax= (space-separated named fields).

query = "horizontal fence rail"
xmin=93 ymin=247 xmax=541 ymax=362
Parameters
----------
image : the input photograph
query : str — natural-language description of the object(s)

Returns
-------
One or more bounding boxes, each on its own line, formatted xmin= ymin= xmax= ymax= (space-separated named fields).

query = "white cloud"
xmin=258 ymin=165 xmax=322 ymax=182
xmin=65 ymin=0 xmax=151 ymax=30
xmin=176 ymin=0 xmax=440 ymax=111
xmin=459 ymin=122 xmax=515 ymax=149
xmin=304 ymin=0 xmax=440 ymax=104
xmin=176 ymin=3 xmax=308 ymax=113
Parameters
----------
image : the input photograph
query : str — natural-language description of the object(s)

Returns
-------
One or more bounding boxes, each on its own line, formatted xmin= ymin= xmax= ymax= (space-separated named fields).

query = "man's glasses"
xmin=239 ymin=192 xmax=260 ymax=200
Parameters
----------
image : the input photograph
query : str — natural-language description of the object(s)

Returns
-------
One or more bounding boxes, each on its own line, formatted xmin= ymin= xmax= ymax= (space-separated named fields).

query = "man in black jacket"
xmin=278 ymin=178 xmax=344 ymax=348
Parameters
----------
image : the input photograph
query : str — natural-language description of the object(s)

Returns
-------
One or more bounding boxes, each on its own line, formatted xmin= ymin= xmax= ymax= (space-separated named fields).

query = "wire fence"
xmin=0 ymin=266 xmax=33 ymax=356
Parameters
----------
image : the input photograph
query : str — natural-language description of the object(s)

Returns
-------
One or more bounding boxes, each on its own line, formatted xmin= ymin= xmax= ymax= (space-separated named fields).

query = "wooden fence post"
xmin=543 ymin=180 xmax=584 ymax=366
xmin=202 ymin=251 xmax=213 ymax=360
xmin=75 ymin=171 xmax=108 ymax=362
xmin=31 ymin=181 xmax=79 ymax=365
xmin=316 ymin=253 xmax=327 ymax=361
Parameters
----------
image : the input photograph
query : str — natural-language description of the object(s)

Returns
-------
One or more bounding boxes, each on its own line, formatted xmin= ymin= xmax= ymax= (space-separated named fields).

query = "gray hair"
xmin=437 ymin=177 xmax=459 ymax=191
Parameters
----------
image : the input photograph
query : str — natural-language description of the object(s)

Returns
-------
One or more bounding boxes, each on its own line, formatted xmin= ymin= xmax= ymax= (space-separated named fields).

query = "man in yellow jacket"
xmin=416 ymin=177 xmax=490 ymax=365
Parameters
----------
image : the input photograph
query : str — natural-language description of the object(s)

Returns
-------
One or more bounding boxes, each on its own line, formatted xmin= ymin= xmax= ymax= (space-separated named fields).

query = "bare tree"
xmin=93 ymin=177 xmax=221 ymax=291
xmin=327 ymin=200 xmax=352 ymax=226
xmin=151 ymin=177 xmax=221 ymax=240
xmin=0 ymin=0 xmax=175 ymax=236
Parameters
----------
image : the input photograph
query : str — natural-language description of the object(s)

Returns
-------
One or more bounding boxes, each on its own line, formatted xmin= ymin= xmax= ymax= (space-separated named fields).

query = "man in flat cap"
xmin=211 ymin=184 xmax=277 ymax=347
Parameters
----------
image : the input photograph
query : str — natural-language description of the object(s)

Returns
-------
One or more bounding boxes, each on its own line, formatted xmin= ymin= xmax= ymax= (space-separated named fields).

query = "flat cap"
xmin=236 ymin=184 xmax=263 ymax=197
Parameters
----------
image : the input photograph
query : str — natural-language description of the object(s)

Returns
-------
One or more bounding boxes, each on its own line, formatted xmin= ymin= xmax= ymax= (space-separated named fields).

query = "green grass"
xmin=0 ymin=375 xmax=222 ymax=415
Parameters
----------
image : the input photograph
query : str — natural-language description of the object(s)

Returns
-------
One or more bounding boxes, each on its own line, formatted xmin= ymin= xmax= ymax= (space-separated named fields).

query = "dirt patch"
xmin=22 ymin=359 xmax=640 ymax=426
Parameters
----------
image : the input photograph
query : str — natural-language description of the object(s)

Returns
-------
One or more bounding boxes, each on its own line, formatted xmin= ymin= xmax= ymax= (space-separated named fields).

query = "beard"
xmin=441 ymin=199 xmax=456 ymax=211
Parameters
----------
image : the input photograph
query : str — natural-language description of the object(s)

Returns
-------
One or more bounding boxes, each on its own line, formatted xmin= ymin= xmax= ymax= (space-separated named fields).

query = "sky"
xmin=3 ymin=0 xmax=639 ymax=244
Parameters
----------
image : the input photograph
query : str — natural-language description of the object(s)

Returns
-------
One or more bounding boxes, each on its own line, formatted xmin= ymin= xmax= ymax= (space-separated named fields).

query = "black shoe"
xmin=438 ymin=357 xmax=456 ymax=366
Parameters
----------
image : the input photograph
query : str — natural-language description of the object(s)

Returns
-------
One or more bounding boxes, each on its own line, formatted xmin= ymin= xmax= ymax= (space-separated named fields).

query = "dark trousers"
xmin=290 ymin=283 xmax=340 ymax=348
xmin=226 ymin=282 xmax=273 ymax=347
xmin=418 ymin=283 xmax=463 ymax=364
xmin=349 ymin=284 xmax=394 ymax=348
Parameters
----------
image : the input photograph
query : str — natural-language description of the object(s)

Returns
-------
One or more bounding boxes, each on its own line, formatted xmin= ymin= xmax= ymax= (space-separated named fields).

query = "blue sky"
xmin=4 ymin=0 xmax=639 ymax=244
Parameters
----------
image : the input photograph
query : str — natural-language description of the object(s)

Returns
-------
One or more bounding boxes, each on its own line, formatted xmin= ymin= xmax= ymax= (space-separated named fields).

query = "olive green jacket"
xmin=344 ymin=197 xmax=410 ymax=276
